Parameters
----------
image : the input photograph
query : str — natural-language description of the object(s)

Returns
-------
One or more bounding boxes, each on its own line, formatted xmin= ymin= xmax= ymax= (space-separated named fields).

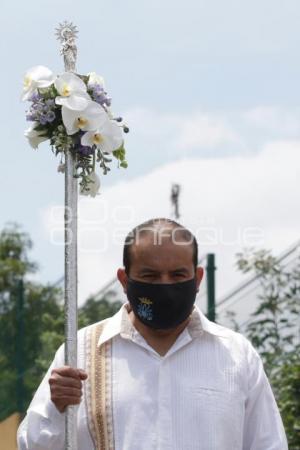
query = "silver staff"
xmin=55 ymin=21 xmax=79 ymax=450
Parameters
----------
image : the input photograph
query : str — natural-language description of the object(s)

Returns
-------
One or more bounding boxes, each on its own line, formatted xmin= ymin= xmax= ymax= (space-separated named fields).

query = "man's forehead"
xmin=130 ymin=232 xmax=194 ymax=258
xmin=132 ymin=223 xmax=191 ymax=243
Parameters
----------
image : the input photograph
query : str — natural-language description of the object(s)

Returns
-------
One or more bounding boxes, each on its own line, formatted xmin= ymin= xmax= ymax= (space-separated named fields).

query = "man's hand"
xmin=49 ymin=366 xmax=88 ymax=413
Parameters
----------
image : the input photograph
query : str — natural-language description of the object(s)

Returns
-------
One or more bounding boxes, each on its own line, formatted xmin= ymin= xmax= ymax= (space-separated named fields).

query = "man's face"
xmin=119 ymin=226 xmax=203 ymax=290
xmin=129 ymin=236 xmax=195 ymax=283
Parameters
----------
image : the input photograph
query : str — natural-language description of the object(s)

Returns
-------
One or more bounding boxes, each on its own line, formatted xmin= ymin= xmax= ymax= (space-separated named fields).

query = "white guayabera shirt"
xmin=17 ymin=304 xmax=288 ymax=450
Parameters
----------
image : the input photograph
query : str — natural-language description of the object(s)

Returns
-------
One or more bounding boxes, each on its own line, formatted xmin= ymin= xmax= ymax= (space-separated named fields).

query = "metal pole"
xmin=16 ymin=278 xmax=24 ymax=415
xmin=206 ymin=253 xmax=216 ymax=322
xmin=56 ymin=21 xmax=79 ymax=450
xmin=64 ymin=147 xmax=78 ymax=450
xmin=170 ymin=183 xmax=181 ymax=219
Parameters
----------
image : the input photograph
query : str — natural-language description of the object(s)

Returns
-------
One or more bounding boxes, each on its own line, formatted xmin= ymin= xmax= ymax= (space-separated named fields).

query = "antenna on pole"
xmin=171 ymin=183 xmax=181 ymax=219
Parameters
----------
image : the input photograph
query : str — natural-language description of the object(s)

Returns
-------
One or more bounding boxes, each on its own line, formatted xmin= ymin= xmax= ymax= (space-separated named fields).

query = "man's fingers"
xmin=52 ymin=366 xmax=82 ymax=379
xmin=51 ymin=396 xmax=81 ymax=409
xmin=78 ymin=369 xmax=88 ymax=380
xmin=52 ymin=385 xmax=82 ymax=398
xmin=49 ymin=373 xmax=82 ymax=389
xmin=49 ymin=366 xmax=87 ymax=413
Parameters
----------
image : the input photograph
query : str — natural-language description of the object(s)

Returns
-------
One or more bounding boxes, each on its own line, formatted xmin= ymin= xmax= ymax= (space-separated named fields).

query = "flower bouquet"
xmin=22 ymin=66 xmax=128 ymax=196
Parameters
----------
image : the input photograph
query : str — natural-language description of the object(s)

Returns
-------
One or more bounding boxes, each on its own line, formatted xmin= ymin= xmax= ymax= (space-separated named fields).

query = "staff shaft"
xmin=64 ymin=150 xmax=78 ymax=450
xmin=57 ymin=21 xmax=79 ymax=450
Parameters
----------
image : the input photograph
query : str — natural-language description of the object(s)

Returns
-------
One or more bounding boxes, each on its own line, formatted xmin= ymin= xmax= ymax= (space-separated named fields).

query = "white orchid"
xmin=22 ymin=65 xmax=128 ymax=196
xmin=24 ymin=122 xmax=48 ymax=149
xmin=81 ymin=119 xmax=123 ymax=153
xmin=22 ymin=66 xmax=55 ymax=101
xmin=62 ymin=101 xmax=107 ymax=135
xmin=55 ymin=72 xmax=90 ymax=111
xmin=87 ymin=72 xmax=105 ymax=89
xmin=80 ymin=172 xmax=100 ymax=197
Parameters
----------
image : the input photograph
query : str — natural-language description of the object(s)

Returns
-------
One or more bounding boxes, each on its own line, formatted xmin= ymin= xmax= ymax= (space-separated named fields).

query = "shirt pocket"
xmin=187 ymin=386 xmax=245 ymax=449
xmin=191 ymin=385 xmax=242 ymax=409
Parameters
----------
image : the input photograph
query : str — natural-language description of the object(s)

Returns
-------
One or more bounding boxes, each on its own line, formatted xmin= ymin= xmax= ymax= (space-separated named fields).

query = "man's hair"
xmin=123 ymin=217 xmax=198 ymax=275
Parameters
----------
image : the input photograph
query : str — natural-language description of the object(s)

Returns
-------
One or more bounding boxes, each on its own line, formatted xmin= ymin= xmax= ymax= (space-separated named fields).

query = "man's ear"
xmin=195 ymin=266 xmax=204 ymax=292
xmin=117 ymin=268 xmax=128 ymax=293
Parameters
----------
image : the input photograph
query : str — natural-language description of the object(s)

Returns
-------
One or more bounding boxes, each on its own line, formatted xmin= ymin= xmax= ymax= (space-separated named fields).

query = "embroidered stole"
xmin=85 ymin=322 xmax=115 ymax=450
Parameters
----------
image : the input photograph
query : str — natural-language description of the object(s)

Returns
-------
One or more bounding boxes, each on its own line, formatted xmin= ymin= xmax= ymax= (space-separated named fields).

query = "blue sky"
xmin=1 ymin=0 xmax=300 ymax=296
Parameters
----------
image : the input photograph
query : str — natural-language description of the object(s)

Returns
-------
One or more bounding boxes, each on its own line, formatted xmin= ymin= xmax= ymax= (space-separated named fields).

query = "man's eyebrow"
xmin=137 ymin=267 xmax=190 ymax=274
xmin=170 ymin=267 xmax=190 ymax=273
xmin=138 ymin=267 xmax=160 ymax=274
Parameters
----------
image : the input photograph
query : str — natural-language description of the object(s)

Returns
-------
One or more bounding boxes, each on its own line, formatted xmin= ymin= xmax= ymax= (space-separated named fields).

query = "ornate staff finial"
xmin=55 ymin=21 xmax=78 ymax=72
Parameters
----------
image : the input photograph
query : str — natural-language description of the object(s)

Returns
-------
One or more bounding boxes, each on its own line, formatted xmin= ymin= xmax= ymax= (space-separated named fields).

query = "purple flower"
xmin=28 ymin=91 xmax=42 ymax=102
xmin=93 ymin=85 xmax=101 ymax=92
xmin=76 ymin=144 xmax=94 ymax=156
xmin=35 ymin=103 xmax=44 ymax=112
xmin=89 ymin=83 xmax=103 ymax=93
xmin=46 ymin=111 xmax=56 ymax=122
xmin=92 ymin=89 xmax=112 ymax=107
xmin=26 ymin=113 xmax=36 ymax=121
xmin=27 ymin=92 xmax=57 ymax=126
xmin=45 ymin=99 xmax=55 ymax=107
xmin=39 ymin=114 xmax=48 ymax=125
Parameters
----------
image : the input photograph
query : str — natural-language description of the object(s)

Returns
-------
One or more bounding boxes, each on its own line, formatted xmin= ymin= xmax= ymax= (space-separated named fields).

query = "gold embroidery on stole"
xmin=85 ymin=322 xmax=114 ymax=450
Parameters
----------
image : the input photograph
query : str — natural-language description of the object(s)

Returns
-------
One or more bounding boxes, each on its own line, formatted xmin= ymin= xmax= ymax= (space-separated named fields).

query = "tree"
xmin=0 ymin=223 xmax=64 ymax=420
xmin=235 ymin=248 xmax=300 ymax=448
xmin=0 ymin=223 xmax=123 ymax=421
xmin=79 ymin=291 xmax=122 ymax=328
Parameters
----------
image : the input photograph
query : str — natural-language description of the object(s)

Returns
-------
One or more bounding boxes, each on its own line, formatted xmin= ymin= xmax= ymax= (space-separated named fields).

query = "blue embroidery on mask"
xmin=137 ymin=298 xmax=153 ymax=321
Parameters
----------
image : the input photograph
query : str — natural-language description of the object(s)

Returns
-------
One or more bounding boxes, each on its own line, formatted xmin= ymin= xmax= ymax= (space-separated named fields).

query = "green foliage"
xmin=79 ymin=292 xmax=122 ymax=328
xmin=0 ymin=223 xmax=65 ymax=420
xmin=271 ymin=349 xmax=300 ymax=448
xmin=113 ymin=144 xmax=128 ymax=169
xmin=0 ymin=223 xmax=123 ymax=421
xmin=0 ymin=223 xmax=37 ymax=288
xmin=235 ymin=248 xmax=300 ymax=448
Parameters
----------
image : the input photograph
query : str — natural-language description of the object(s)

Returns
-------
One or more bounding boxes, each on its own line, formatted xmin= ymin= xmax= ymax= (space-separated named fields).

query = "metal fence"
xmin=216 ymin=240 xmax=300 ymax=333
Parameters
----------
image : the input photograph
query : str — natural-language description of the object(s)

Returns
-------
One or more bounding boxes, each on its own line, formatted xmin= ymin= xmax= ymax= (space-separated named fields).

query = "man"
xmin=18 ymin=218 xmax=288 ymax=449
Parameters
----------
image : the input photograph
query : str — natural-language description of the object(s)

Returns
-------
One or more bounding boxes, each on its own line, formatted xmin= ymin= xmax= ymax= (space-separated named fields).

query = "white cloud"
xmin=123 ymin=105 xmax=300 ymax=169
xmin=175 ymin=113 xmax=241 ymax=151
xmin=122 ymin=107 xmax=244 ymax=168
xmin=42 ymin=139 xmax=300 ymax=305
xmin=125 ymin=107 xmax=240 ymax=151
xmin=244 ymin=106 xmax=300 ymax=135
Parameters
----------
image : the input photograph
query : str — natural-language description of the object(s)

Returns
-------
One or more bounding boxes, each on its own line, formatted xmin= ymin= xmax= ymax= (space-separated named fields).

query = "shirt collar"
xmin=97 ymin=303 xmax=229 ymax=347
xmin=189 ymin=305 xmax=229 ymax=338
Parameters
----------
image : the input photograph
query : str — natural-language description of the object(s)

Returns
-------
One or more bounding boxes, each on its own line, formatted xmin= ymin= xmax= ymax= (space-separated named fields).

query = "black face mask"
xmin=126 ymin=277 xmax=198 ymax=330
